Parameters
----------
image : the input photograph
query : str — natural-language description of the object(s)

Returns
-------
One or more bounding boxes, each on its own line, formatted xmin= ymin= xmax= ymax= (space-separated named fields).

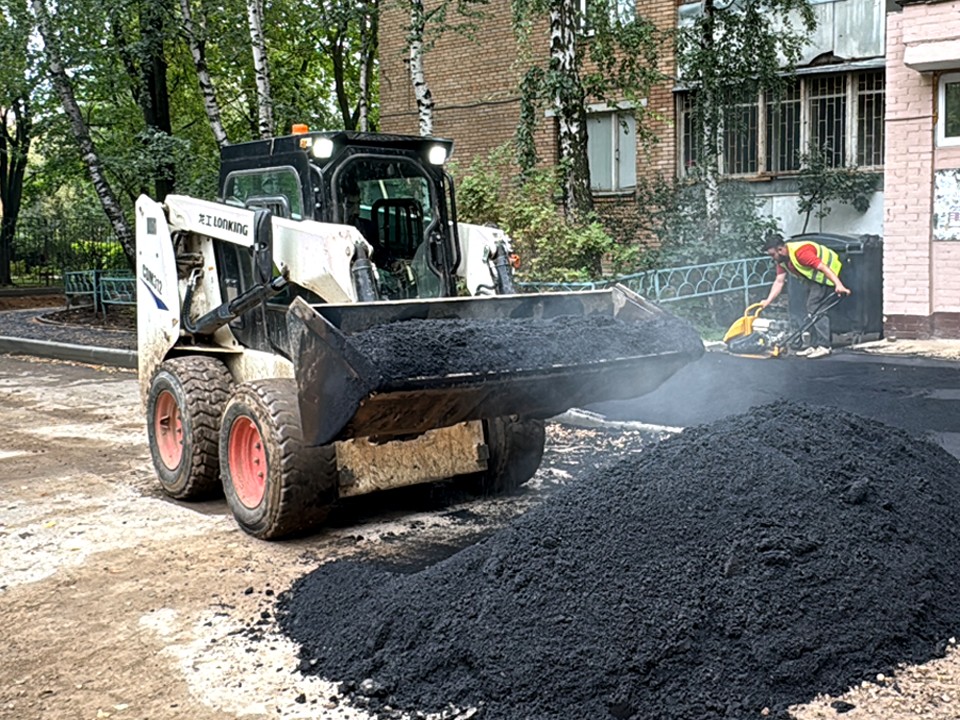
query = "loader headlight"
xmin=312 ymin=137 xmax=334 ymax=159
xmin=427 ymin=144 xmax=447 ymax=165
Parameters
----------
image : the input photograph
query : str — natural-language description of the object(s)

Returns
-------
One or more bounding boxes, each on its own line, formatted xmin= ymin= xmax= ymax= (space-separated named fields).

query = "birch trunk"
xmin=179 ymin=0 xmax=228 ymax=147
xmin=246 ymin=0 xmax=274 ymax=138
xmin=700 ymin=0 xmax=721 ymax=238
xmin=550 ymin=0 xmax=593 ymax=222
xmin=30 ymin=0 xmax=135 ymax=266
xmin=358 ymin=3 xmax=378 ymax=132
xmin=409 ymin=0 xmax=434 ymax=137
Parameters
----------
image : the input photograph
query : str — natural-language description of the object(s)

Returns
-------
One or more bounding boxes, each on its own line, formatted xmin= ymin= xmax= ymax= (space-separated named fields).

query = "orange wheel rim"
xmin=228 ymin=416 xmax=267 ymax=508
xmin=154 ymin=390 xmax=183 ymax=470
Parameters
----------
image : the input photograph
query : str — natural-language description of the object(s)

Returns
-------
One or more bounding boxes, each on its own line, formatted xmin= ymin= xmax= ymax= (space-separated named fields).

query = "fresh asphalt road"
xmin=592 ymin=350 xmax=960 ymax=458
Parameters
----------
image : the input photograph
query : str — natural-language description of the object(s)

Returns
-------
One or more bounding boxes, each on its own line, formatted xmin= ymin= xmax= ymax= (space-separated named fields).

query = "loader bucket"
xmin=286 ymin=286 xmax=703 ymax=447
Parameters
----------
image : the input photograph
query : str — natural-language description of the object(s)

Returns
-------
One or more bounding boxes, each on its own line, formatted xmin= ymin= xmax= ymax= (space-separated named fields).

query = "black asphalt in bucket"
xmin=347 ymin=313 xmax=704 ymax=381
xmin=277 ymin=403 xmax=960 ymax=719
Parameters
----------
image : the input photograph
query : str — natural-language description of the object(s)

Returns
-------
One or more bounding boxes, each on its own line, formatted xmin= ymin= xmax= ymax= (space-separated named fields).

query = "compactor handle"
xmin=745 ymin=302 xmax=765 ymax=318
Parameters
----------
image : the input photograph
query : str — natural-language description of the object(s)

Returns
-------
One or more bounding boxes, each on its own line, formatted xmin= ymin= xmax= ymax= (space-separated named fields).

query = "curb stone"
xmin=0 ymin=336 xmax=137 ymax=369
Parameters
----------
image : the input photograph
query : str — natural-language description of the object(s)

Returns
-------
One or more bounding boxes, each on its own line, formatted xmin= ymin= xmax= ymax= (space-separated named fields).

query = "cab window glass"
xmin=224 ymin=167 xmax=303 ymax=219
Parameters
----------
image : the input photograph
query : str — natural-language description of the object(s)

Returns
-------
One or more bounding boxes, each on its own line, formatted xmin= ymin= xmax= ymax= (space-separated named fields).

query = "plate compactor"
xmin=136 ymin=128 xmax=705 ymax=539
xmin=724 ymin=294 xmax=844 ymax=358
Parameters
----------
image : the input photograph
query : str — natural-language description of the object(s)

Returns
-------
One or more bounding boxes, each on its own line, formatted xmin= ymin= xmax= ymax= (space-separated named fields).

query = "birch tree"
xmin=408 ymin=0 xmax=434 ymax=136
xmin=399 ymin=0 xmax=487 ymax=137
xmin=178 ymin=0 xmax=229 ymax=147
xmin=30 ymin=0 xmax=135 ymax=264
xmin=677 ymin=0 xmax=815 ymax=235
xmin=247 ymin=0 xmax=274 ymax=138
xmin=514 ymin=0 xmax=662 ymax=221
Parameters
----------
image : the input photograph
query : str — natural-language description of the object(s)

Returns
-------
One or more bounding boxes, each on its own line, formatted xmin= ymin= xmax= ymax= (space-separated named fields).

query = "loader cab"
xmin=332 ymin=154 xmax=446 ymax=300
xmin=218 ymin=131 xmax=460 ymax=302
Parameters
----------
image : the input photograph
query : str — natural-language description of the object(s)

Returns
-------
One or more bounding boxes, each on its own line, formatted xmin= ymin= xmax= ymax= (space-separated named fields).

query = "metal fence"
xmin=519 ymin=256 xmax=778 ymax=307
xmin=519 ymin=256 xmax=780 ymax=334
xmin=64 ymin=269 xmax=136 ymax=315
xmin=4 ymin=214 xmax=127 ymax=286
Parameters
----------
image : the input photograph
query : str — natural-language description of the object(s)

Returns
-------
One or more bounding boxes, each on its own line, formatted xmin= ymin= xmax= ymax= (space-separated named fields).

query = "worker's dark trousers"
xmin=799 ymin=280 xmax=833 ymax=348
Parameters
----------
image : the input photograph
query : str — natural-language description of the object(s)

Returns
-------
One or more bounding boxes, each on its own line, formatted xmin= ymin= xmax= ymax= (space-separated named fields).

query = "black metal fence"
xmin=3 ymin=214 xmax=127 ymax=286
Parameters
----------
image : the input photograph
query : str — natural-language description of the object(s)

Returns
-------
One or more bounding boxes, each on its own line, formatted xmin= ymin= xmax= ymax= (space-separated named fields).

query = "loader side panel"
xmin=136 ymin=195 xmax=183 ymax=406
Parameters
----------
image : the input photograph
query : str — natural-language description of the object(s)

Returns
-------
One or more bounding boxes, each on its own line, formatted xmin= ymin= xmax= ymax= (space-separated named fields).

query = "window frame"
xmin=677 ymin=69 xmax=885 ymax=177
xmin=938 ymin=72 xmax=960 ymax=147
xmin=586 ymin=105 xmax=637 ymax=194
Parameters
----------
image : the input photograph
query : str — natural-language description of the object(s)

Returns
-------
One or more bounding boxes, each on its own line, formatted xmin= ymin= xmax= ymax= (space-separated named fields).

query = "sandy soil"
xmin=0 ymin=355 xmax=655 ymax=720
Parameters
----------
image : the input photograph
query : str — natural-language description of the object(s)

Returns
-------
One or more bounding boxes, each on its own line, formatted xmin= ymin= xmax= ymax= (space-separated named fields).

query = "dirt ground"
xmin=4 ymin=313 xmax=960 ymax=718
xmin=0 ymin=356 xmax=958 ymax=720
xmin=0 ymin=354 xmax=662 ymax=720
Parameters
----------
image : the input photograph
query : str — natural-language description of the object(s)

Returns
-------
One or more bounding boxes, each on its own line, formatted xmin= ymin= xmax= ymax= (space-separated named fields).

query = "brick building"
xmin=379 ymin=1 xmax=960 ymax=338
xmin=884 ymin=0 xmax=960 ymax=338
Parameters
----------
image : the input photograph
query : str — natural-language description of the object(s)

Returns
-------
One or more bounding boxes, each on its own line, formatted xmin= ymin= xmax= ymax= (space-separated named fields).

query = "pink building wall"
xmin=885 ymin=1 xmax=960 ymax=338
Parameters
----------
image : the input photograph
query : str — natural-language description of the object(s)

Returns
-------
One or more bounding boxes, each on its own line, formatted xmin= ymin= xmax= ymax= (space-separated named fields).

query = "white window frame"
xmin=586 ymin=103 xmax=637 ymax=193
xmin=938 ymin=72 xmax=960 ymax=147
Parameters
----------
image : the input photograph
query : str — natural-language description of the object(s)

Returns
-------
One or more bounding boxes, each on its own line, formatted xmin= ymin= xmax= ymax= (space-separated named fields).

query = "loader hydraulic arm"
xmin=182 ymin=269 xmax=289 ymax=337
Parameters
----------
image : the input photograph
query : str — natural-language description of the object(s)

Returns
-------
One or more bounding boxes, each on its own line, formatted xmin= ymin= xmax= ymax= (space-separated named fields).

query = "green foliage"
xmin=69 ymin=239 xmax=127 ymax=271
xmin=634 ymin=172 xmax=780 ymax=266
xmin=14 ymin=0 xmax=378 ymax=231
xmin=451 ymin=146 xmax=623 ymax=282
xmin=677 ymin=0 xmax=815 ymax=177
xmin=796 ymin=145 xmax=880 ymax=233
xmin=511 ymin=0 xmax=664 ymax=176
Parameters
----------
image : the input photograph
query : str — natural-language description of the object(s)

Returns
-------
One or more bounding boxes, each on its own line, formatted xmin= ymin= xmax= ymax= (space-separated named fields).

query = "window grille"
xmin=856 ymin=71 xmax=884 ymax=166
xmin=766 ymin=82 xmax=801 ymax=172
xmin=678 ymin=71 xmax=884 ymax=176
xmin=679 ymin=94 xmax=699 ymax=173
xmin=723 ymin=101 xmax=759 ymax=175
xmin=808 ymin=75 xmax=846 ymax=167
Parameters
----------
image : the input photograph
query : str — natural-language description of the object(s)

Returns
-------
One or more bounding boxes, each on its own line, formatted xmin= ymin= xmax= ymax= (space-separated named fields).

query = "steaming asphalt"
xmin=592 ymin=350 xmax=960 ymax=458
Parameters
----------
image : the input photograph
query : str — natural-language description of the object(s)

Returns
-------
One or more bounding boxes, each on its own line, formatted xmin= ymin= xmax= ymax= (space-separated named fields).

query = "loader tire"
xmin=146 ymin=356 xmax=232 ymax=500
xmin=469 ymin=416 xmax=546 ymax=495
xmin=220 ymin=379 xmax=337 ymax=540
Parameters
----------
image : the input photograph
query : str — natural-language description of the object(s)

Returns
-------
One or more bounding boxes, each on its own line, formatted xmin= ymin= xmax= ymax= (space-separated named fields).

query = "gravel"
xmin=0 ymin=308 xmax=135 ymax=350
xmin=277 ymin=402 xmax=960 ymax=720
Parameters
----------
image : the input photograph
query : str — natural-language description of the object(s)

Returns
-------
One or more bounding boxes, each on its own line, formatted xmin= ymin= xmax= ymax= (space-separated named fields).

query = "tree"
xmin=676 ymin=0 xmax=815 ymax=238
xmin=0 ymin=0 xmax=34 ymax=285
xmin=109 ymin=0 xmax=178 ymax=199
xmin=177 ymin=0 xmax=229 ymax=147
xmin=30 ymin=0 xmax=136 ymax=265
xmin=796 ymin=144 xmax=880 ymax=233
xmin=247 ymin=0 xmax=274 ymax=138
xmin=396 ymin=0 xmax=487 ymax=137
xmin=513 ymin=0 xmax=663 ymax=221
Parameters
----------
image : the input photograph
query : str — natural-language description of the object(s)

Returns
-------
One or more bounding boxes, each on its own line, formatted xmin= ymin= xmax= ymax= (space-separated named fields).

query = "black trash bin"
xmin=786 ymin=232 xmax=883 ymax=345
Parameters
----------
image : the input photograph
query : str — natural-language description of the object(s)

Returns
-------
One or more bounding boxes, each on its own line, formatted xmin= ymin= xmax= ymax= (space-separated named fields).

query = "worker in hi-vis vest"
xmin=759 ymin=232 xmax=851 ymax=359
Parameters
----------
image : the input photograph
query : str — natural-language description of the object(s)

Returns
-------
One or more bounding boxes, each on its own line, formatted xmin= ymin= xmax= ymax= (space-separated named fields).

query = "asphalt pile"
xmin=277 ymin=403 xmax=960 ymax=719
xmin=347 ymin=312 xmax=704 ymax=381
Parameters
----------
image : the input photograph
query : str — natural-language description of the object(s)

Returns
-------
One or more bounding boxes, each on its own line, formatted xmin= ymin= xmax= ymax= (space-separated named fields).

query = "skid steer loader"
xmin=136 ymin=127 xmax=704 ymax=539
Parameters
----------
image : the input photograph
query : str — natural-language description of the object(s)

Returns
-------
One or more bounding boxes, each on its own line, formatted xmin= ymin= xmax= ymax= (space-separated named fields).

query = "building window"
xmin=938 ymin=72 xmax=960 ymax=147
xmin=723 ymin=100 xmax=759 ymax=175
xmin=678 ymin=70 xmax=885 ymax=176
xmin=587 ymin=110 xmax=636 ymax=192
xmin=609 ymin=0 xmax=635 ymax=25
xmin=578 ymin=0 xmax=635 ymax=32
xmin=766 ymin=82 xmax=801 ymax=173
xmin=857 ymin=71 xmax=885 ymax=164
